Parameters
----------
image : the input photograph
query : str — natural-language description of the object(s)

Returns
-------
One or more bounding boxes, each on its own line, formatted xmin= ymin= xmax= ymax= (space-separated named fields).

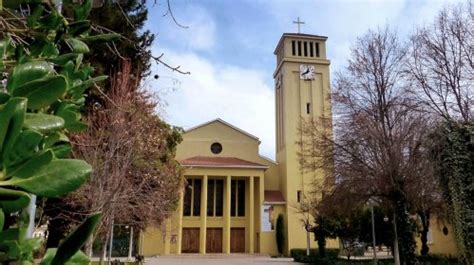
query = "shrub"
xmin=276 ymin=214 xmax=285 ymax=255
xmin=290 ymin=249 xmax=461 ymax=265
xmin=291 ymin=248 xmax=339 ymax=264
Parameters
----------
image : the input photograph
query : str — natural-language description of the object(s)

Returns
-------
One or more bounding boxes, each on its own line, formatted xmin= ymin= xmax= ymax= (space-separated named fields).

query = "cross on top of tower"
xmin=293 ymin=17 xmax=305 ymax=34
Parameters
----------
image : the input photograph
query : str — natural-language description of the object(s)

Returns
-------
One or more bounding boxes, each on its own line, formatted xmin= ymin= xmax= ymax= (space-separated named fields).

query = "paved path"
xmin=146 ymin=254 xmax=300 ymax=265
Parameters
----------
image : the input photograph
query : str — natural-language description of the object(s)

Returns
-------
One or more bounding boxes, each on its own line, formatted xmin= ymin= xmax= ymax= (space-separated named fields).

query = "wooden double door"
xmin=230 ymin=228 xmax=245 ymax=253
xmin=182 ymin=227 xmax=245 ymax=253
xmin=182 ymin=228 xmax=200 ymax=253
xmin=206 ymin=228 xmax=223 ymax=253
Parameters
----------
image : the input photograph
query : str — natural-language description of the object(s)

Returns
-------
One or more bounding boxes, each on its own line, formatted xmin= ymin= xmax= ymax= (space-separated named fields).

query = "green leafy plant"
xmin=429 ymin=122 xmax=474 ymax=264
xmin=0 ymin=0 xmax=118 ymax=263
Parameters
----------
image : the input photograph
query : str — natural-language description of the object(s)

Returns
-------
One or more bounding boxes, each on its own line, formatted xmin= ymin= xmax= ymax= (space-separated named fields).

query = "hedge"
xmin=290 ymin=249 xmax=461 ymax=265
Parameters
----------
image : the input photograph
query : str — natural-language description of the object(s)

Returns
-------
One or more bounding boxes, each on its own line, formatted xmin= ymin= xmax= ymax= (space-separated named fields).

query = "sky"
xmin=144 ymin=0 xmax=462 ymax=160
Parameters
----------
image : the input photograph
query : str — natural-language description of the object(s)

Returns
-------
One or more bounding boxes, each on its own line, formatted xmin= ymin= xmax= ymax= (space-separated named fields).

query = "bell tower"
xmin=273 ymin=33 xmax=332 ymax=253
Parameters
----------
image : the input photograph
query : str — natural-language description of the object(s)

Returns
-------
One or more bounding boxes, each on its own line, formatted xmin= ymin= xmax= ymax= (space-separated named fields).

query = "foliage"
xmin=44 ymin=60 xmax=184 ymax=259
xmin=428 ymin=122 xmax=473 ymax=264
xmin=312 ymin=215 xmax=338 ymax=258
xmin=291 ymin=249 xmax=461 ymax=265
xmin=64 ymin=0 xmax=155 ymax=110
xmin=276 ymin=213 xmax=285 ymax=255
xmin=290 ymin=248 xmax=339 ymax=264
xmin=0 ymin=0 xmax=114 ymax=263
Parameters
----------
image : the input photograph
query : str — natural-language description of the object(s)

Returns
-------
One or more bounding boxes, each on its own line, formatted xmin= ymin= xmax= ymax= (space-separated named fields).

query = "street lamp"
xmin=368 ymin=199 xmax=378 ymax=265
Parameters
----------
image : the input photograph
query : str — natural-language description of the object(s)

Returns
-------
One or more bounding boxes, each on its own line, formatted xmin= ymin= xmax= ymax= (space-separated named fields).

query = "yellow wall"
xmin=177 ymin=119 xmax=280 ymax=191
xmin=415 ymin=216 xmax=458 ymax=256
xmin=274 ymin=34 xmax=333 ymax=255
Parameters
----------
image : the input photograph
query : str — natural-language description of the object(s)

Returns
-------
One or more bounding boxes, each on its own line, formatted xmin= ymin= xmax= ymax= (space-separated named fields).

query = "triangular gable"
xmin=185 ymin=118 xmax=261 ymax=143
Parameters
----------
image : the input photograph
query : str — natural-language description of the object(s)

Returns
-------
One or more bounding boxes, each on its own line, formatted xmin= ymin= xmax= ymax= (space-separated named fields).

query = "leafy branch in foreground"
xmin=0 ymin=0 xmax=114 ymax=263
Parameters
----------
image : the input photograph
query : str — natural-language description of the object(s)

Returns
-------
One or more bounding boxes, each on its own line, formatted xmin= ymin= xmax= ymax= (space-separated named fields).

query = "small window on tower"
xmin=303 ymin=42 xmax=308 ymax=56
xmin=310 ymin=42 xmax=314 ymax=57
xmin=316 ymin=42 xmax=320 ymax=57
xmin=297 ymin=190 xmax=302 ymax=203
xmin=306 ymin=103 xmax=311 ymax=114
xmin=297 ymin=41 xmax=302 ymax=56
xmin=291 ymin=41 xmax=296 ymax=56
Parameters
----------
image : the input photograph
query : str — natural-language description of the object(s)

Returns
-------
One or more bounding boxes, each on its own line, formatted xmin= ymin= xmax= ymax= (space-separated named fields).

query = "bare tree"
xmin=407 ymin=4 xmax=474 ymax=263
xmin=53 ymin=60 xmax=183 ymax=262
xmin=299 ymin=27 xmax=442 ymax=265
xmin=407 ymin=3 xmax=473 ymax=122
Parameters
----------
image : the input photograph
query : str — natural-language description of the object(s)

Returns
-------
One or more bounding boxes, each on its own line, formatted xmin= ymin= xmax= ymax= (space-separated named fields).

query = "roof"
xmin=264 ymin=190 xmax=286 ymax=205
xmin=180 ymin=156 xmax=268 ymax=169
xmin=274 ymin=33 xmax=328 ymax=54
xmin=185 ymin=118 xmax=260 ymax=143
xmin=259 ymin=155 xmax=278 ymax=165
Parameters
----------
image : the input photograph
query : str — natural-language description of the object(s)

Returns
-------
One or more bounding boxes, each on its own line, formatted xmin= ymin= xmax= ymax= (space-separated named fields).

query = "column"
xmin=249 ymin=176 xmax=255 ymax=254
xmin=223 ymin=175 xmax=231 ymax=254
xmin=199 ymin=175 xmax=208 ymax=254
xmin=176 ymin=190 xmax=184 ymax=254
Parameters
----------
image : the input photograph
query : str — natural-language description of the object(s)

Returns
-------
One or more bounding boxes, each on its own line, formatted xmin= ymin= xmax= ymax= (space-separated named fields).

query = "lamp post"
xmin=367 ymin=199 xmax=377 ymax=265
xmin=370 ymin=204 xmax=377 ymax=265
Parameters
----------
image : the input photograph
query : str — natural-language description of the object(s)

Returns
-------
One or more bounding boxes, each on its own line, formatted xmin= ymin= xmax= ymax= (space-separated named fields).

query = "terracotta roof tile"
xmin=180 ymin=156 xmax=268 ymax=169
xmin=264 ymin=190 xmax=286 ymax=204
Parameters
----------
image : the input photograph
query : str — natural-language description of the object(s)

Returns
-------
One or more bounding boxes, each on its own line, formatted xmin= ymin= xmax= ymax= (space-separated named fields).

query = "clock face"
xmin=299 ymin=64 xmax=315 ymax=80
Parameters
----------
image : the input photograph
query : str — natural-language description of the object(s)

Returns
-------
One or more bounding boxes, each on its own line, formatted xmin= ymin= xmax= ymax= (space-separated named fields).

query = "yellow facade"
xmin=140 ymin=33 xmax=457 ymax=257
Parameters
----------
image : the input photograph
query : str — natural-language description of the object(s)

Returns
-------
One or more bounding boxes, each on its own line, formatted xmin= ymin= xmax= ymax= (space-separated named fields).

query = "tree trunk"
xmin=419 ymin=211 xmax=430 ymax=256
xmin=306 ymin=229 xmax=311 ymax=256
xmin=316 ymin=232 xmax=326 ymax=258
xmin=393 ymin=212 xmax=400 ymax=265
xmin=393 ymin=192 xmax=417 ymax=265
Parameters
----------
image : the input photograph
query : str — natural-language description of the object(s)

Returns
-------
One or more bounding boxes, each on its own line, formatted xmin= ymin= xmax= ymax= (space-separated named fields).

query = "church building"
xmin=139 ymin=33 xmax=458 ymax=257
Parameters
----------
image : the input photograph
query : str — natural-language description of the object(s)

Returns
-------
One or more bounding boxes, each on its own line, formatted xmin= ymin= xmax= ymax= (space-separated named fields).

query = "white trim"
xmin=185 ymin=118 xmax=261 ymax=143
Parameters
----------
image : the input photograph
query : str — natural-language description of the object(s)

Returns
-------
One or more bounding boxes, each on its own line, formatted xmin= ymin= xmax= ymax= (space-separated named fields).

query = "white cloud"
xmin=146 ymin=48 xmax=276 ymax=159
xmin=160 ymin=5 xmax=217 ymax=51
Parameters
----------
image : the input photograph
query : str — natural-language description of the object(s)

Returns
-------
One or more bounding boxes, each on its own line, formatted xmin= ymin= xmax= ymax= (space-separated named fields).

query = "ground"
xmin=146 ymin=254 xmax=298 ymax=265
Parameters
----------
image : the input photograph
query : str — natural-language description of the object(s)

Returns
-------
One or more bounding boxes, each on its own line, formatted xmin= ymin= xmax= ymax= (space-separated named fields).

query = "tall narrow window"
xmin=215 ymin=180 xmax=224 ymax=216
xmin=291 ymin=40 xmax=296 ymax=56
xmin=237 ymin=180 xmax=245 ymax=216
xmin=183 ymin=178 xmax=202 ymax=216
xmin=306 ymin=103 xmax=311 ymax=114
xmin=183 ymin=182 xmax=192 ymax=216
xmin=231 ymin=180 xmax=246 ymax=217
xmin=207 ymin=179 xmax=224 ymax=217
xmin=297 ymin=41 xmax=302 ymax=56
xmin=303 ymin=41 xmax=308 ymax=56
xmin=316 ymin=42 xmax=320 ymax=57
xmin=207 ymin=180 xmax=215 ymax=216
xmin=193 ymin=179 xmax=201 ymax=216
xmin=230 ymin=180 xmax=236 ymax=216
xmin=297 ymin=190 xmax=302 ymax=203
xmin=310 ymin=42 xmax=314 ymax=57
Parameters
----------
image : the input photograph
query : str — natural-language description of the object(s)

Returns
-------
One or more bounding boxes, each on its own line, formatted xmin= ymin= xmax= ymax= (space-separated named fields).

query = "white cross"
xmin=293 ymin=17 xmax=305 ymax=34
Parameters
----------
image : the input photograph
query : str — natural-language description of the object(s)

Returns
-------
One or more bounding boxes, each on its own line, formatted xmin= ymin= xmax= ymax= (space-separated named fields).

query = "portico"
xmin=177 ymin=160 xmax=266 ymax=254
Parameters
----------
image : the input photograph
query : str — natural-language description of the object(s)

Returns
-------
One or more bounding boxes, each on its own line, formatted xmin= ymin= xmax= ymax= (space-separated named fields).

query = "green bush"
xmin=290 ymin=248 xmax=339 ymax=264
xmin=276 ymin=214 xmax=285 ymax=255
xmin=290 ymin=249 xmax=461 ymax=265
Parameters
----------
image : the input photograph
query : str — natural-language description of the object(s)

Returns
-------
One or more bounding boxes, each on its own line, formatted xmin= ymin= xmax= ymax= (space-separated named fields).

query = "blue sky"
xmin=144 ymin=0 xmax=461 ymax=159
